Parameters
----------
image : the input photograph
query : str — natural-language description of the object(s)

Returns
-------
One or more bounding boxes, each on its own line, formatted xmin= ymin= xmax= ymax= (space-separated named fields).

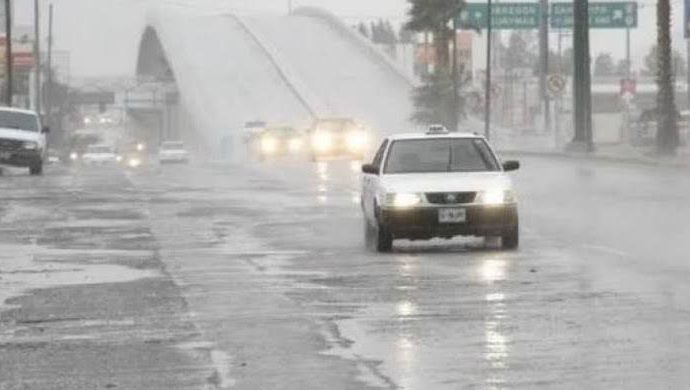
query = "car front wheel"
xmin=29 ymin=162 xmax=43 ymax=176
xmin=501 ymin=225 xmax=519 ymax=250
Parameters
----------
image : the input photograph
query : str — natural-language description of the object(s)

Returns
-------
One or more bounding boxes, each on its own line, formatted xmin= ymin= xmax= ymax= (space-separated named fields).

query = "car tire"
xmin=29 ymin=163 xmax=43 ymax=176
xmin=501 ymin=226 xmax=519 ymax=250
xmin=375 ymin=223 xmax=393 ymax=253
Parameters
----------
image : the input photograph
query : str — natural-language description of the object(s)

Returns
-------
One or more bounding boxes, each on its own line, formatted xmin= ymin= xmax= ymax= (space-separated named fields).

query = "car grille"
xmin=0 ymin=138 xmax=23 ymax=151
xmin=426 ymin=192 xmax=476 ymax=205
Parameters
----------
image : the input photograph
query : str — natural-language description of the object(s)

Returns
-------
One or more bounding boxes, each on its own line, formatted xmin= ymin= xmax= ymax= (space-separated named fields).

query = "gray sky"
xmin=12 ymin=0 xmax=689 ymax=78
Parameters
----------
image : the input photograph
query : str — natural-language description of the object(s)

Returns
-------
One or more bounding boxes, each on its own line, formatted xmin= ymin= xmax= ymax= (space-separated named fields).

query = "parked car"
xmin=0 ymin=107 xmax=48 ymax=175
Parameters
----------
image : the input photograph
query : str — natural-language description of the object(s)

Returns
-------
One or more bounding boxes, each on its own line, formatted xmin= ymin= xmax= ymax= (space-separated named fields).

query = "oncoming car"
xmin=159 ymin=141 xmax=190 ymax=164
xmin=81 ymin=144 xmax=119 ymax=165
xmin=309 ymin=118 xmax=369 ymax=161
xmin=0 ymin=107 xmax=48 ymax=175
xmin=256 ymin=126 xmax=305 ymax=160
xmin=361 ymin=127 xmax=520 ymax=252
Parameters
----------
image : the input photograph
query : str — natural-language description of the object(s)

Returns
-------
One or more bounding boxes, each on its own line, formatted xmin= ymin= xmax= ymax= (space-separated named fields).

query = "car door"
xmin=362 ymin=139 xmax=388 ymax=222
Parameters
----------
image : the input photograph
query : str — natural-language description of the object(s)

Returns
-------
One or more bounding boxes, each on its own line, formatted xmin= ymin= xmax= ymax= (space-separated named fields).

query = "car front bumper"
xmin=379 ymin=204 xmax=518 ymax=239
xmin=0 ymin=149 xmax=42 ymax=168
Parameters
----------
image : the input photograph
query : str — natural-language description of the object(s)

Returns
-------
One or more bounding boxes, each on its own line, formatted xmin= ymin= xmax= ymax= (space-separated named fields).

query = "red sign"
xmin=620 ymin=79 xmax=637 ymax=95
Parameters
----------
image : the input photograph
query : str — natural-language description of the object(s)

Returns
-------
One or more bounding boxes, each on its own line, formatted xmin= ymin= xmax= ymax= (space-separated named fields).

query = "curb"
xmin=497 ymin=149 xmax=690 ymax=168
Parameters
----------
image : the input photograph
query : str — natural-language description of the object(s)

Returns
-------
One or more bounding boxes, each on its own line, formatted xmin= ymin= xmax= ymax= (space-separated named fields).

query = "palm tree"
xmin=656 ymin=0 xmax=679 ymax=154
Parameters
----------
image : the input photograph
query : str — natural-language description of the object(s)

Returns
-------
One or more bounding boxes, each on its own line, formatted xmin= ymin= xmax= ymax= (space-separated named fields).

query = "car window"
xmin=384 ymin=138 xmax=500 ymax=174
xmin=372 ymin=139 xmax=389 ymax=168
xmin=0 ymin=111 xmax=39 ymax=132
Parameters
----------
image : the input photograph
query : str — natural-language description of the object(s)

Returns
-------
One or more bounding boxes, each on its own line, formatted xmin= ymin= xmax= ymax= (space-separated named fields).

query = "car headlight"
xmin=261 ymin=137 xmax=278 ymax=154
xmin=387 ymin=193 xmax=422 ymax=208
xmin=312 ymin=132 xmax=332 ymax=152
xmin=346 ymin=132 xmax=367 ymax=151
xmin=477 ymin=189 xmax=515 ymax=205
xmin=128 ymin=158 xmax=141 ymax=168
xmin=70 ymin=152 xmax=79 ymax=161
xmin=288 ymin=138 xmax=303 ymax=152
xmin=22 ymin=141 xmax=38 ymax=150
xmin=116 ymin=155 xmax=123 ymax=163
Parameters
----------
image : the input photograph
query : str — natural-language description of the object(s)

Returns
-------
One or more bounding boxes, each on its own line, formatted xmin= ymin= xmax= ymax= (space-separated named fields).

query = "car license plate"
xmin=438 ymin=208 xmax=466 ymax=224
xmin=0 ymin=151 xmax=11 ymax=160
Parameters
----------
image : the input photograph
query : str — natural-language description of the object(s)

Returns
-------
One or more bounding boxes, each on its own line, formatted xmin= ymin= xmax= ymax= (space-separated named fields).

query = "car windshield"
xmin=0 ymin=110 xmax=39 ymax=132
xmin=162 ymin=142 xmax=185 ymax=150
xmin=87 ymin=146 xmax=114 ymax=154
xmin=314 ymin=120 xmax=357 ymax=133
xmin=384 ymin=138 xmax=500 ymax=174
xmin=264 ymin=127 xmax=297 ymax=138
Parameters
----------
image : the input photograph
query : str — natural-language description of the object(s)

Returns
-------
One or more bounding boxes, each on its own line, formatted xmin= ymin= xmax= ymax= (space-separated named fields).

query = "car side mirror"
xmin=502 ymin=160 xmax=520 ymax=172
xmin=41 ymin=126 xmax=50 ymax=134
xmin=362 ymin=163 xmax=379 ymax=175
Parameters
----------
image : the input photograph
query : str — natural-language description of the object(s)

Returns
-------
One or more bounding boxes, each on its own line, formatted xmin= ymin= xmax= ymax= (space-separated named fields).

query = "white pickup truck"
xmin=0 ymin=107 xmax=48 ymax=175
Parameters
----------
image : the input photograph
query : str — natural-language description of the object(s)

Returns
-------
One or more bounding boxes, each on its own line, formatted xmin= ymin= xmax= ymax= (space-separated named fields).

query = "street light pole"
xmin=539 ymin=0 xmax=550 ymax=133
xmin=484 ymin=0 xmax=493 ymax=140
xmin=452 ymin=12 xmax=459 ymax=131
xmin=46 ymin=3 xmax=53 ymax=127
xmin=571 ymin=0 xmax=593 ymax=151
xmin=33 ymin=0 xmax=40 ymax=114
xmin=4 ymin=0 xmax=12 ymax=106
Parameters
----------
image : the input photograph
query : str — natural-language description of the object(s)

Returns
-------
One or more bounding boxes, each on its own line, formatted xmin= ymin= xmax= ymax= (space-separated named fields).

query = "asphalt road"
xmin=1 ymin=156 xmax=690 ymax=389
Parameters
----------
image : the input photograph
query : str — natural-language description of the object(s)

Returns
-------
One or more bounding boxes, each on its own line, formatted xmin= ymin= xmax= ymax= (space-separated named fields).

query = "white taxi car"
xmin=361 ymin=126 xmax=520 ymax=252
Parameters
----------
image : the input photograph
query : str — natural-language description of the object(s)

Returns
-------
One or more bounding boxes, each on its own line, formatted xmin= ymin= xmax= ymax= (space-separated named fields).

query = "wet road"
xmin=1 ymin=156 xmax=690 ymax=389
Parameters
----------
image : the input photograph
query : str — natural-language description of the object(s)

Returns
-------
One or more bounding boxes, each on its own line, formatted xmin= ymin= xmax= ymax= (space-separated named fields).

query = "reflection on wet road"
xmin=2 ymin=156 xmax=690 ymax=389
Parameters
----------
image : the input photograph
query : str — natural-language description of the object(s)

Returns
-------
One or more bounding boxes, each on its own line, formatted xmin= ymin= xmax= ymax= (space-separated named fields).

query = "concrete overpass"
xmin=134 ymin=5 xmax=415 ymax=155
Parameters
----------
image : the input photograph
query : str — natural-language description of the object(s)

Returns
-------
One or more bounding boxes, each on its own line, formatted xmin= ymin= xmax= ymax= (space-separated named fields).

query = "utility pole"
xmin=539 ymin=0 xmax=550 ymax=133
xmin=626 ymin=28 xmax=632 ymax=78
xmin=571 ymin=0 xmax=593 ymax=151
xmin=46 ymin=3 xmax=53 ymax=127
xmin=484 ymin=0 xmax=493 ymax=140
xmin=33 ymin=0 xmax=40 ymax=114
xmin=4 ymin=0 xmax=12 ymax=106
xmin=452 ymin=13 xmax=459 ymax=131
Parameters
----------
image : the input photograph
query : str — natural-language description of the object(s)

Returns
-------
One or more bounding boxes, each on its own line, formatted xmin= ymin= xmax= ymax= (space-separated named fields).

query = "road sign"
xmin=547 ymin=74 xmax=567 ymax=95
xmin=458 ymin=3 xmax=541 ymax=30
xmin=551 ymin=2 xmax=637 ymax=29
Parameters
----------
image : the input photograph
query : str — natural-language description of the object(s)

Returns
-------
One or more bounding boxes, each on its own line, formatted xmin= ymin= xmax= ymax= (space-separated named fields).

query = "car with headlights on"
xmin=0 ymin=107 xmax=48 ymax=175
xmin=81 ymin=144 xmax=119 ymax=165
xmin=256 ymin=126 xmax=305 ymax=160
xmin=159 ymin=141 xmax=190 ymax=164
xmin=309 ymin=118 xmax=369 ymax=161
xmin=361 ymin=126 xmax=520 ymax=252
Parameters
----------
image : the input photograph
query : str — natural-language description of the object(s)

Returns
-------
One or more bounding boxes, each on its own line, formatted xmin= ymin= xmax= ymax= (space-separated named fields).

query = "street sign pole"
xmin=33 ymin=0 xmax=40 ymax=115
xmin=484 ymin=0 xmax=493 ymax=140
xmin=539 ymin=0 xmax=550 ymax=133
xmin=452 ymin=11 xmax=460 ymax=132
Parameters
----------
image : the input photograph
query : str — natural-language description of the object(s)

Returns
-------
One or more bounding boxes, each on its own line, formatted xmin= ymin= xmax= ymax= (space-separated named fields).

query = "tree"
xmin=399 ymin=27 xmax=415 ymax=44
xmin=644 ymin=45 xmax=686 ymax=78
xmin=357 ymin=22 xmax=369 ymax=38
xmin=656 ymin=0 xmax=679 ymax=154
xmin=411 ymin=68 xmax=471 ymax=128
xmin=407 ymin=0 xmax=466 ymax=130
xmin=503 ymin=31 xmax=538 ymax=70
xmin=615 ymin=59 xmax=631 ymax=77
xmin=593 ymin=53 xmax=616 ymax=77
xmin=406 ymin=0 xmax=464 ymax=71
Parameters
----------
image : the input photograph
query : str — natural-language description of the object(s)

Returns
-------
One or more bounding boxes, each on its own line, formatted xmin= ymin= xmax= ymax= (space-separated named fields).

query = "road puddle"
xmin=0 ymin=244 xmax=159 ymax=312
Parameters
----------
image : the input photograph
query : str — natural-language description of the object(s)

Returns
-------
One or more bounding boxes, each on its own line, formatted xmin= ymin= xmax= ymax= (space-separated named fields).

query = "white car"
xmin=361 ymin=127 xmax=520 ymax=252
xmin=159 ymin=141 xmax=190 ymax=164
xmin=81 ymin=145 xmax=119 ymax=165
xmin=0 ymin=107 xmax=48 ymax=175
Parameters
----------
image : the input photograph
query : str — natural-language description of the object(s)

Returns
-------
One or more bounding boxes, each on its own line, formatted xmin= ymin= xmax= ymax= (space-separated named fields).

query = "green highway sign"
xmin=551 ymin=2 xmax=637 ymax=29
xmin=458 ymin=3 xmax=541 ymax=30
